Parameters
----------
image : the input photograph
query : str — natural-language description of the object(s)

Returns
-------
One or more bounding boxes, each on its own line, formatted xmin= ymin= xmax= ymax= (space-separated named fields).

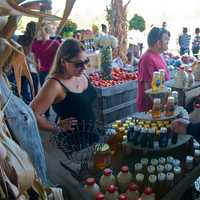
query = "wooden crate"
xmin=165 ymin=80 xmax=200 ymax=107
xmin=94 ymin=80 xmax=137 ymax=128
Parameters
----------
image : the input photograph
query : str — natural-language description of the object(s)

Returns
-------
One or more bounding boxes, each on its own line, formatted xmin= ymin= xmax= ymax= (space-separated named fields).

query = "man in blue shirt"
xmin=178 ymin=27 xmax=191 ymax=55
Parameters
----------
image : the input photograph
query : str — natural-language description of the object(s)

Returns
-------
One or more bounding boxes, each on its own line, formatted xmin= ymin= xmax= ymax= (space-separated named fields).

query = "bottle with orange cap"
xmin=99 ymin=168 xmax=116 ymax=192
xmin=117 ymin=166 xmax=133 ymax=192
xmin=105 ymin=184 xmax=119 ymax=200
xmin=84 ymin=177 xmax=100 ymax=199
xmin=126 ymin=183 xmax=140 ymax=200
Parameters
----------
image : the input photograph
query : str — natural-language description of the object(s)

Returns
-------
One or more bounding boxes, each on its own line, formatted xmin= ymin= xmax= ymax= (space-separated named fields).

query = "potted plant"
xmin=63 ymin=19 xmax=77 ymax=38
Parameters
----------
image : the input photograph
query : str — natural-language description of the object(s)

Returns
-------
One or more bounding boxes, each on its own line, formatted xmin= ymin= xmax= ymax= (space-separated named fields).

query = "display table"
xmin=165 ymin=80 xmax=200 ymax=107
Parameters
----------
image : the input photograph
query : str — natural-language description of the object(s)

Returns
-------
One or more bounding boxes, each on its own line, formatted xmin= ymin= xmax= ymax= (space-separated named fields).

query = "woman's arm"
xmin=30 ymin=79 xmax=61 ymax=133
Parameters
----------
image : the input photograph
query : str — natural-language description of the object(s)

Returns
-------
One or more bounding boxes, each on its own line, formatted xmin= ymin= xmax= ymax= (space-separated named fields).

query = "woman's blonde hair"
xmin=49 ymin=39 xmax=85 ymax=76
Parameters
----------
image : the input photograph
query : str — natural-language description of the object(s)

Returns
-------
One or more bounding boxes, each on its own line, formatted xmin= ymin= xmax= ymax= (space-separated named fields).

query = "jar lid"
xmin=159 ymin=69 xmax=165 ymax=73
xmin=173 ymin=159 xmax=181 ymax=166
xmin=100 ymin=144 xmax=110 ymax=152
xmin=119 ymin=194 xmax=128 ymax=200
xmin=151 ymin=159 xmax=158 ymax=166
xmin=195 ymin=149 xmax=200 ymax=156
xmin=119 ymin=127 xmax=125 ymax=132
xmin=85 ymin=177 xmax=95 ymax=185
xmin=141 ymin=158 xmax=149 ymax=165
xmin=172 ymin=91 xmax=178 ymax=96
xmin=116 ymin=120 xmax=122 ymax=124
xmin=167 ymin=87 xmax=172 ymax=93
xmin=195 ymin=104 xmax=200 ymax=109
xmin=154 ymin=98 xmax=161 ymax=103
xmin=148 ymin=174 xmax=157 ymax=183
xmin=128 ymin=183 xmax=139 ymax=191
xmin=135 ymin=163 xmax=143 ymax=171
xmin=158 ymin=173 xmax=166 ymax=181
xmin=157 ymin=165 xmax=165 ymax=172
xmin=103 ymin=168 xmax=112 ymax=176
xmin=134 ymin=126 xmax=141 ymax=132
xmin=149 ymin=127 xmax=156 ymax=134
xmin=144 ymin=187 xmax=153 ymax=195
xmin=165 ymin=164 xmax=172 ymax=172
xmin=121 ymin=166 xmax=129 ymax=173
xmin=167 ymin=156 xmax=174 ymax=163
xmin=95 ymin=192 xmax=105 ymax=200
xmin=174 ymin=166 xmax=182 ymax=174
xmin=136 ymin=173 xmax=145 ymax=182
xmin=147 ymin=165 xmax=156 ymax=173
xmin=160 ymin=127 xmax=168 ymax=133
xmin=194 ymin=142 xmax=200 ymax=149
xmin=107 ymin=184 xmax=117 ymax=193
xmin=153 ymin=71 xmax=160 ymax=75
xmin=186 ymin=156 xmax=194 ymax=163
xmin=127 ymin=117 xmax=132 ymax=121
xmin=168 ymin=96 xmax=175 ymax=103
xmin=166 ymin=172 xmax=174 ymax=181
xmin=159 ymin=157 xmax=166 ymax=164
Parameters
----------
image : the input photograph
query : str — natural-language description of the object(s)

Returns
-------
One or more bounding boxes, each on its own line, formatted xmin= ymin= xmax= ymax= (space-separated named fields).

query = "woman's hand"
xmin=171 ymin=118 xmax=190 ymax=134
xmin=59 ymin=117 xmax=78 ymax=132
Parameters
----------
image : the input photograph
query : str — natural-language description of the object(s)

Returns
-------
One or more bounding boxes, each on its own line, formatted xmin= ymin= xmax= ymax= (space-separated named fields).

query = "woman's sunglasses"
xmin=67 ymin=57 xmax=90 ymax=68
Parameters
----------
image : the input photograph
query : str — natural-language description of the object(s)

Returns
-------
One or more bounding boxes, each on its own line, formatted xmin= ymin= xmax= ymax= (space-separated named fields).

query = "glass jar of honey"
xmin=152 ymin=98 xmax=161 ymax=119
xmin=95 ymin=144 xmax=111 ymax=170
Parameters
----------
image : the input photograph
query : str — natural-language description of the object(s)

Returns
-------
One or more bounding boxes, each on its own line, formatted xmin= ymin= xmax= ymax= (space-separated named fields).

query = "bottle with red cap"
xmin=119 ymin=193 xmax=128 ymax=200
xmin=96 ymin=192 xmax=105 ymax=200
xmin=189 ymin=103 xmax=200 ymax=123
xmin=117 ymin=166 xmax=133 ymax=192
xmin=141 ymin=187 xmax=155 ymax=200
xmin=84 ymin=177 xmax=100 ymax=199
xmin=105 ymin=184 xmax=119 ymax=200
xmin=126 ymin=183 xmax=139 ymax=200
xmin=99 ymin=168 xmax=116 ymax=192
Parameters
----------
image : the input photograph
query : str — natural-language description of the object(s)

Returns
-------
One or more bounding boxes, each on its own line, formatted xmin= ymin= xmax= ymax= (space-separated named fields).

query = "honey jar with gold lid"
xmin=95 ymin=144 xmax=111 ymax=170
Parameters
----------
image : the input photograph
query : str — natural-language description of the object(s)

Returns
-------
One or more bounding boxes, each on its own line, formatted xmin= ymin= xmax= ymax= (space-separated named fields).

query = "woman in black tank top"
xmin=31 ymin=39 xmax=97 ymax=135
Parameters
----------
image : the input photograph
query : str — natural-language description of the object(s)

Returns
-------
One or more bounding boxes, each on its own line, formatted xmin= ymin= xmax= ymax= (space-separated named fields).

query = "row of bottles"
xmin=127 ymin=124 xmax=179 ymax=149
xmin=95 ymin=186 xmax=155 ymax=200
xmin=84 ymin=152 xmax=200 ymax=200
xmin=174 ymin=66 xmax=195 ymax=88
xmin=84 ymin=167 xmax=155 ymax=200
xmin=84 ymin=146 xmax=200 ymax=199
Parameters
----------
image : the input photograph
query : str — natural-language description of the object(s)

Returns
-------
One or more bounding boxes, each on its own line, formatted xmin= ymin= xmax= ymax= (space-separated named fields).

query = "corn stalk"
xmin=106 ymin=0 xmax=131 ymax=63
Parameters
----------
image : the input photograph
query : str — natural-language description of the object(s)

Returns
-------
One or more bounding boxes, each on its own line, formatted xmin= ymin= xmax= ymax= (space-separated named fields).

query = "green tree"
xmin=129 ymin=14 xmax=146 ymax=32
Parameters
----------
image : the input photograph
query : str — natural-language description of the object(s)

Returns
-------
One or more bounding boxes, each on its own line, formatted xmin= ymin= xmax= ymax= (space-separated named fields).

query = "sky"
xmin=52 ymin=0 xmax=200 ymax=52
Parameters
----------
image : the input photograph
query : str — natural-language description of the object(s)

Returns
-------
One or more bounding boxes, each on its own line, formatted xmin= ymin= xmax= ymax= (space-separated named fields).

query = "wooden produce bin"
xmin=165 ymin=80 xmax=200 ymax=107
xmin=94 ymin=80 xmax=137 ymax=129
